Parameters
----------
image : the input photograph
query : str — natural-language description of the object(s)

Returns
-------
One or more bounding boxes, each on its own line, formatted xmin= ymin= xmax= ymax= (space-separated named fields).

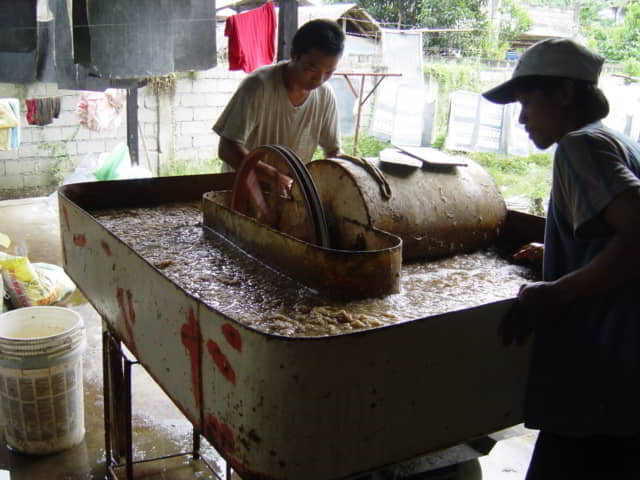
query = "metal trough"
xmin=58 ymin=174 xmax=543 ymax=480
xmin=202 ymin=190 xmax=402 ymax=300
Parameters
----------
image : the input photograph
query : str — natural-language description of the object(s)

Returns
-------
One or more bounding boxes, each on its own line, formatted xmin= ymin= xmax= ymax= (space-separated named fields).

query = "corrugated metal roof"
xmin=216 ymin=0 xmax=317 ymax=11
xmin=216 ymin=3 xmax=381 ymax=38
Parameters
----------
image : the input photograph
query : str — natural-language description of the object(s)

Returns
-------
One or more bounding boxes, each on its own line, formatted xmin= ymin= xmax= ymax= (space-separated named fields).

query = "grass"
xmin=342 ymin=131 xmax=553 ymax=215
xmin=313 ymin=132 xmax=393 ymax=160
xmin=464 ymin=150 xmax=553 ymax=215
xmin=161 ymin=157 xmax=223 ymax=176
xmin=345 ymin=131 xmax=553 ymax=216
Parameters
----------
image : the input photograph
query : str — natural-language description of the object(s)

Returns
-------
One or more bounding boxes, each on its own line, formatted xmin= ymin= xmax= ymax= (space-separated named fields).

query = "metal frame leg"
xmin=124 ymin=355 xmax=134 ymax=480
xmin=102 ymin=329 xmax=113 ymax=470
xmin=102 ymin=325 xmax=224 ymax=480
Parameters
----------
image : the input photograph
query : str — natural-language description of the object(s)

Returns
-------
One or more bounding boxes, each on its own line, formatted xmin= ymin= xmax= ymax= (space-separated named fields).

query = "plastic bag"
xmin=61 ymin=153 xmax=101 ymax=185
xmin=32 ymin=263 xmax=76 ymax=305
xmin=0 ymin=275 xmax=7 ymax=313
xmin=76 ymin=89 xmax=125 ymax=132
xmin=94 ymin=142 xmax=129 ymax=181
xmin=0 ymin=254 xmax=75 ymax=308
xmin=0 ymin=253 xmax=57 ymax=307
xmin=93 ymin=143 xmax=152 ymax=181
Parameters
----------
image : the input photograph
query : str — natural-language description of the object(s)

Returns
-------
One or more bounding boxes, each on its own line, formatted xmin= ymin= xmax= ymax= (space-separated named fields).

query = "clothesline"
xmin=2 ymin=17 xmax=219 ymax=32
xmin=3 ymin=14 xmax=470 ymax=34
xmin=1 ymin=17 xmax=369 ymax=31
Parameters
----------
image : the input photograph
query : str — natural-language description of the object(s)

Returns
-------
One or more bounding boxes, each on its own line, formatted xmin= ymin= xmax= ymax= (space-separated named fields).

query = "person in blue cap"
xmin=484 ymin=38 xmax=640 ymax=478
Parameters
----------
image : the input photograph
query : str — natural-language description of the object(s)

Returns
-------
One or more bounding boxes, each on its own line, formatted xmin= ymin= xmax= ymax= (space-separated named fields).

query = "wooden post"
xmin=126 ymin=87 xmax=139 ymax=166
xmin=353 ymin=76 xmax=366 ymax=155
xmin=277 ymin=0 xmax=298 ymax=61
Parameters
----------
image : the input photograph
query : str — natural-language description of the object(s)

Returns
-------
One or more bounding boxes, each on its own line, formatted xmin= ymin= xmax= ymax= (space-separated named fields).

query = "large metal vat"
xmin=58 ymin=174 xmax=543 ymax=480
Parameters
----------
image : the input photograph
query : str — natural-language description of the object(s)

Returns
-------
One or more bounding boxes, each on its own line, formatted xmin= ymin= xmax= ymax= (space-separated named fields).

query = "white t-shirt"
xmin=212 ymin=62 xmax=340 ymax=165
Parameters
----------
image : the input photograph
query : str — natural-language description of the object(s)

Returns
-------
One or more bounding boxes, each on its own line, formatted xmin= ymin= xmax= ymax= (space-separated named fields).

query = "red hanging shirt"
xmin=225 ymin=2 xmax=277 ymax=73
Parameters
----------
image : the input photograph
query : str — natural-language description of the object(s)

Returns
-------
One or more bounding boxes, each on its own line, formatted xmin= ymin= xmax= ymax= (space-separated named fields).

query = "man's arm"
xmin=551 ymin=186 xmax=640 ymax=301
xmin=325 ymin=148 xmax=341 ymax=158
xmin=518 ymin=186 xmax=640 ymax=308
xmin=499 ymin=186 xmax=640 ymax=346
xmin=218 ymin=137 xmax=250 ymax=171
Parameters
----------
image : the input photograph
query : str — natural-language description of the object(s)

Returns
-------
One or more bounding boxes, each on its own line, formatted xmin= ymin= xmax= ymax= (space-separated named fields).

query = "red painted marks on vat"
xmin=73 ymin=233 xmax=87 ymax=247
xmin=62 ymin=240 xmax=68 ymax=265
xmin=63 ymin=206 xmax=70 ymax=230
xmin=116 ymin=288 xmax=138 ymax=356
xmin=100 ymin=240 xmax=112 ymax=256
xmin=181 ymin=308 xmax=202 ymax=410
xmin=222 ymin=323 xmax=242 ymax=352
xmin=228 ymin=459 xmax=276 ymax=480
xmin=204 ymin=414 xmax=235 ymax=454
xmin=207 ymin=340 xmax=236 ymax=385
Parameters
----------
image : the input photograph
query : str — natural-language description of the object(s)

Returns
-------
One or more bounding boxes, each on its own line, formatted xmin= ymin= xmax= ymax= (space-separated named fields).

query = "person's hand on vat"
xmin=498 ymin=279 xmax=570 ymax=347
xmin=512 ymin=241 xmax=544 ymax=268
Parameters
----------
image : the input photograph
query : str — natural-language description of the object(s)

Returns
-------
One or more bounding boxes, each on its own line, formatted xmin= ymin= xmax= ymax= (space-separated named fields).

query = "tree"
xmin=335 ymin=0 xmax=425 ymax=28
xmin=419 ymin=0 xmax=489 ymax=56
xmin=580 ymin=0 xmax=640 ymax=74
xmin=499 ymin=0 xmax=533 ymax=46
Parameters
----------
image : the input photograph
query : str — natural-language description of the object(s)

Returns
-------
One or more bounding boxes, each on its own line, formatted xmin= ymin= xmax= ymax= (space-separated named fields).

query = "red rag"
xmin=225 ymin=2 xmax=277 ymax=73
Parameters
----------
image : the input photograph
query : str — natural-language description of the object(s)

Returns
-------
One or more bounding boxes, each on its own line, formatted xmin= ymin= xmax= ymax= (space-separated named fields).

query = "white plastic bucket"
xmin=0 ymin=306 xmax=86 ymax=454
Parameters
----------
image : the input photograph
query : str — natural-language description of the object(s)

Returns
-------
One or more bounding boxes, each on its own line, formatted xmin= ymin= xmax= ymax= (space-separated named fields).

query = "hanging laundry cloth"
xmin=76 ymin=89 xmax=125 ymax=132
xmin=0 ymin=0 xmax=38 ymax=83
xmin=7 ymin=99 xmax=20 ymax=150
xmin=53 ymin=0 xmax=109 ymax=91
xmin=225 ymin=1 xmax=277 ymax=73
xmin=0 ymin=100 xmax=19 ymax=151
xmin=25 ymin=97 xmax=61 ymax=126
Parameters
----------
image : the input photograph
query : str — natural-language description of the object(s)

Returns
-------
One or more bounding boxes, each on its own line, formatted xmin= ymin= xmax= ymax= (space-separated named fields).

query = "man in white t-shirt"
xmin=213 ymin=19 xmax=344 ymax=222
xmin=213 ymin=19 xmax=344 ymax=169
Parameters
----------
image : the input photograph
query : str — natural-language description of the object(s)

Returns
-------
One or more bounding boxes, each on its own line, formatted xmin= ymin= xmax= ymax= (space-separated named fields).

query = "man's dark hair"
xmin=291 ymin=19 xmax=345 ymax=57
xmin=515 ymin=75 xmax=609 ymax=125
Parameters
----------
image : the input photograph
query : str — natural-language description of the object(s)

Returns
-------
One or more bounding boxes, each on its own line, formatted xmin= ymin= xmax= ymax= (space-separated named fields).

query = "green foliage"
xmin=161 ymin=157 xmax=223 ymax=176
xmin=498 ymin=0 xmax=533 ymax=44
xmin=465 ymin=150 xmax=553 ymax=212
xmin=312 ymin=132 xmax=392 ymax=159
xmin=622 ymin=58 xmax=640 ymax=78
xmin=423 ymin=62 xmax=495 ymax=138
xmin=330 ymin=0 xmax=489 ymax=56
xmin=424 ymin=63 xmax=482 ymax=92
xmin=38 ymin=126 xmax=80 ymax=184
xmin=581 ymin=0 xmax=640 ymax=63
xmin=39 ymin=141 xmax=72 ymax=184
xmin=346 ymin=132 xmax=393 ymax=157
xmin=342 ymin=0 xmax=424 ymax=28
xmin=433 ymin=133 xmax=447 ymax=149
xmin=419 ymin=0 xmax=489 ymax=56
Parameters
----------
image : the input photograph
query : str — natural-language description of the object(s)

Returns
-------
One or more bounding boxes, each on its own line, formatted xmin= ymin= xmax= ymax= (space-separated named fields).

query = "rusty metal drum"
xmin=307 ymin=158 xmax=507 ymax=260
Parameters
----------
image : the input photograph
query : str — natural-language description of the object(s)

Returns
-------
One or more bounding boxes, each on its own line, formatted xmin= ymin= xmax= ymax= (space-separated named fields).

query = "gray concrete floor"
xmin=0 ymin=196 xmax=537 ymax=480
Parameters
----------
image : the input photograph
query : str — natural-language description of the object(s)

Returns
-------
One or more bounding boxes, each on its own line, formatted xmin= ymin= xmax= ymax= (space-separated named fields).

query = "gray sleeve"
xmin=212 ymin=75 xmax=262 ymax=145
xmin=318 ymin=85 xmax=341 ymax=154
xmin=557 ymin=133 xmax=640 ymax=238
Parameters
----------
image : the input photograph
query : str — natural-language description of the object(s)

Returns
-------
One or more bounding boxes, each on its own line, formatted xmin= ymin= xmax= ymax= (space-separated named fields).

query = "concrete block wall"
xmin=0 ymin=82 xmax=127 ymax=199
xmin=0 ymin=66 xmax=245 ymax=200
xmin=166 ymin=66 xmax=245 ymax=167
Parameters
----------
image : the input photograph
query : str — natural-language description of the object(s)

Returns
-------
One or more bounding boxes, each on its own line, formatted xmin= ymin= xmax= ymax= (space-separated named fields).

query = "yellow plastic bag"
xmin=0 ymin=275 xmax=7 ymax=313
xmin=0 ymin=253 xmax=58 ymax=308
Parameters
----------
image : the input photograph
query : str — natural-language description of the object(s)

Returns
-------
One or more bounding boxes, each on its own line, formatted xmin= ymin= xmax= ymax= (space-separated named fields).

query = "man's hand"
xmin=256 ymin=162 xmax=293 ymax=198
xmin=498 ymin=280 xmax=568 ymax=346
xmin=244 ymin=163 xmax=295 ymax=227
xmin=245 ymin=170 xmax=276 ymax=225
xmin=512 ymin=242 xmax=544 ymax=270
